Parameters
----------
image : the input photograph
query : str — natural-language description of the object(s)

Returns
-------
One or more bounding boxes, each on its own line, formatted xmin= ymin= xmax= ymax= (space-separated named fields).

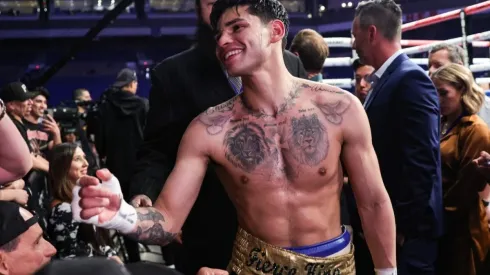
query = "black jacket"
xmin=97 ymin=89 xmax=148 ymax=195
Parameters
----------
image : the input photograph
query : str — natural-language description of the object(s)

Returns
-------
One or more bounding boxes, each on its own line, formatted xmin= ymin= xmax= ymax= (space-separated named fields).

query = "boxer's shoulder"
xmin=191 ymin=96 xmax=239 ymax=137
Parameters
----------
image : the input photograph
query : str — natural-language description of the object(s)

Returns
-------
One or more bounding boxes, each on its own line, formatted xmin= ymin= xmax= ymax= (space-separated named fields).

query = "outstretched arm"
xmin=340 ymin=95 xmax=396 ymax=271
xmin=78 ymin=118 xmax=210 ymax=247
xmin=127 ymin=119 xmax=210 ymax=246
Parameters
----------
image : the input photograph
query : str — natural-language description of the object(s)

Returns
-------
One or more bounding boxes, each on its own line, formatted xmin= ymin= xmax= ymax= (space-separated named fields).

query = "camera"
xmin=47 ymin=100 xmax=101 ymax=134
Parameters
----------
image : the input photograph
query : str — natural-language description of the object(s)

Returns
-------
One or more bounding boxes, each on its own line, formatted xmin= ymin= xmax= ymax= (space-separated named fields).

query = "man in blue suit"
xmin=350 ymin=0 xmax=443 ymax=274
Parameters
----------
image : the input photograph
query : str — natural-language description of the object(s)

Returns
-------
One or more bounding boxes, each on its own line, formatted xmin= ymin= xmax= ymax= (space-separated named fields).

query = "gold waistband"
xmin=227 ymin=227 xmax=356 ymax=275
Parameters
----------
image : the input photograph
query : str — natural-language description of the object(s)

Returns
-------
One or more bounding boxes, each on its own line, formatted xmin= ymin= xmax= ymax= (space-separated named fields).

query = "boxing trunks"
xmin=227 ymin=226 xmax=355 ymax=275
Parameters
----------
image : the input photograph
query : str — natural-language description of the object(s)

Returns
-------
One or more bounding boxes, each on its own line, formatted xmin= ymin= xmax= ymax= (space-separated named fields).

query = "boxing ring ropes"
xmin=322 ymin=0 xmax=490 ymax=89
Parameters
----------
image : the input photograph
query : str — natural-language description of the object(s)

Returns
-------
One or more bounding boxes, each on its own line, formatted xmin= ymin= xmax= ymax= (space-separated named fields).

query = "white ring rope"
xmin=323 ymin=37 xmax=490 ymax=49
xmin=323 ymin=77 xmax=490 ymax=89
xmin=324 ymin=57 xmax=490 ymax=67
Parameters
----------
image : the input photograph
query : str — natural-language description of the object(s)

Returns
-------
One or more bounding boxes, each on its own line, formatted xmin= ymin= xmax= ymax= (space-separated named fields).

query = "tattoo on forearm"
xmin=311 ymin=99 xmax=350 ymax=125
xmin=289 ymin=114 xmax=329 ymax=166
xmin=125 ymin=208 xmax=178 ymax=246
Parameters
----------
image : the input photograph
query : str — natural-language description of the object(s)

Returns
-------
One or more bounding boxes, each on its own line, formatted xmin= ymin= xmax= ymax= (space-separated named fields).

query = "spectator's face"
xmin=0 ymin=208 xmax=56 ymax=275
xmin=433 ymin=79 xmax=462 ymax=117
xmin=8 ymin=100 xmax=32 ymax=118
xmin=68 ymin=147 xmax=88 ymax=182
xmin=355 ymin=65 xmax=375 ymax=103
xmin=79 ymin=90 xmax=92 ymax=102
xmin=31 ymin=95 xmax=47 ymax=118
xmin=428 ymin=49 xmax=451 ymax=76
xmin=352 ymin=17 xmax=373 ymax=66
xmin=200 ymin=0 xmax=217 ymax=26
xmin=128 ymin=81 xmax=138 ymax=94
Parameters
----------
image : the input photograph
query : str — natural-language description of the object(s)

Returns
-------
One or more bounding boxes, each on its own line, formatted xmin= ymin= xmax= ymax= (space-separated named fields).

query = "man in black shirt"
xmin=97 ymin=68 xmax=148 ymax=262
xmin=23 ymin=87 xmax=61 ymax=159
xmin=0 ymin=82 xmax=35 ymax=150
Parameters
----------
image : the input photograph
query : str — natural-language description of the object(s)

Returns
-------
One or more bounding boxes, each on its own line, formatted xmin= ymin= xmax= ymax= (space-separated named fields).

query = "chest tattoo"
xmin=289 ymin=114 xmax=328 ymax=166
xmin=224 ymin=122 xmax=270 ymax=172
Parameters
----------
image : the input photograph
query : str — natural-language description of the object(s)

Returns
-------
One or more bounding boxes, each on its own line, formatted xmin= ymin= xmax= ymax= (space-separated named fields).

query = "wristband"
xmin=72 ymin=175 xmax=138 ymax=234
xmin=375 ymin=268 xmax=397 ymax=275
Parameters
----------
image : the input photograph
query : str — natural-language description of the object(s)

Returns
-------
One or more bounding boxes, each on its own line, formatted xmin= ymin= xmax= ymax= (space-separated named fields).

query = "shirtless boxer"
xmin=73 ymin=0 xmax=396 ymax=274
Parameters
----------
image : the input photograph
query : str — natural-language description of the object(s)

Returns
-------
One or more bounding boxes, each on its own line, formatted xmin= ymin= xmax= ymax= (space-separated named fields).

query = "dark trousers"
xmin=354 ymin=233 xmax=438 ymax=275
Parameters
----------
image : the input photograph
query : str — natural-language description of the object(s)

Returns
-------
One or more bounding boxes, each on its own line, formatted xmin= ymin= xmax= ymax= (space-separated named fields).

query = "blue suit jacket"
xmin=364 ymin=53 xmax=443 ymax=238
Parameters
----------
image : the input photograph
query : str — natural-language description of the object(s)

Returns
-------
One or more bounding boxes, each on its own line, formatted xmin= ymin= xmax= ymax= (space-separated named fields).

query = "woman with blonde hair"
xmin=431 ymin=63 xmax=490 ymax=275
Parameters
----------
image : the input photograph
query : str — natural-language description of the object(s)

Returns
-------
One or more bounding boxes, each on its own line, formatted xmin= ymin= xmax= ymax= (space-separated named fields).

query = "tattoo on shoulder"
xmin=198 ymin=97 xmax=237 ymax=135
xmin=300 ymin=83 xmax=344 ymax=94
xmin=311 ymin=98 xmax=351 ymax=125
xmin=126 ymin=208 xmax=178 ymax=246
xmin=224 ymin=122 xmax=270 ymax=172
xmin=289 ymin=114 xmax=329 ymax=166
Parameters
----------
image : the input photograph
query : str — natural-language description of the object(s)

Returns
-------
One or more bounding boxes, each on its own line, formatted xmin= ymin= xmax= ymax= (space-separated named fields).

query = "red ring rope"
xmin=402 ymin=0 xmax=490 ymax=32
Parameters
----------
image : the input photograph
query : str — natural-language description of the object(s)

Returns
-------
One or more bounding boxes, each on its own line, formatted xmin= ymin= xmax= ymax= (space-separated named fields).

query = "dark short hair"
xmin=290 ymin=29 xmax=329 ymax=73
xmin=429 ymin=43 xmax=465 ymax=64
xmin=72 ymin=88 xmax=88 ymax=101
xmin=210 ymin=0 xmax=289 ymax=49
xmin=355 ymin=0 xmax=402 ymax=41
xmin=352 ymin=58 xmax=367 ymax=71
xmin=0 ymin=237 xmax=19 ymax=252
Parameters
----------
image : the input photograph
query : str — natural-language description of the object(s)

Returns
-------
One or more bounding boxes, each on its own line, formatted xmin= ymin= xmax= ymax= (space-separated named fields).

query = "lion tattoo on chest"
xmin=289 ymin=114 xmax=328 ymax=166
xmin=224 ymin=122 xmax=270 ymax=172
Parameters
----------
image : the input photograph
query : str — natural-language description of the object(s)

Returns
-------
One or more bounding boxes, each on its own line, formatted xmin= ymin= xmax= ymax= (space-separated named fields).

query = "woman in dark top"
xmin=47 ymin=143 xmax=117 ymax=259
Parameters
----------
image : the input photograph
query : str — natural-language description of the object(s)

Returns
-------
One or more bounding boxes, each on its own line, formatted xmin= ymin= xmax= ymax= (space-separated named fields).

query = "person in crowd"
xmin=47 ymin=143 xmax=117 ymax=260
xmin=0 ymin=201 xmax=56 ymax=275
xmin=351 ymin=0 xmax=443 ymax=274
xmin=352 ymin=58 xmax=374 ymax=103
xmin=128 ymin=0 xmax=308 ymax=273
xmin=289 ymin=28 xmax=329 ymax=81
xmin=428 ymin=43 xmax=490 ymax=126
xmin=72 ymin=88 xmax=92 ymax=115
xmin=96 ymin=68 xmax=148 ymax=263
xmin=0 ymin=82 xmax=51 ymax=233
xmin=431 ymin=63 xmax=490 ymax=275
xmin=23 ymin=87 xmax=61 ymax=158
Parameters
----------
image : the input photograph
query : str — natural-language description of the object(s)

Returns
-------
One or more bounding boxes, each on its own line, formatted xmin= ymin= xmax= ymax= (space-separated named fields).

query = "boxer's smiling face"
xmin=215 ymin=5 xmax=281 ymax=77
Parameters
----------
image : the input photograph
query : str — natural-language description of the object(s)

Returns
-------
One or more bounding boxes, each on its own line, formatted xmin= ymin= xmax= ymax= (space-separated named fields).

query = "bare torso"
xmin=197 ymin=79 xmax=353 ymax=247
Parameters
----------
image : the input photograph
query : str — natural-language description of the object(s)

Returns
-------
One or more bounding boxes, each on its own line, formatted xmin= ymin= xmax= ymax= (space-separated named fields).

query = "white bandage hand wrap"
xmin=71 ymin=174 xmax=138 ymax=234
xmin=375 ymin=268 xmax=397 ymax=275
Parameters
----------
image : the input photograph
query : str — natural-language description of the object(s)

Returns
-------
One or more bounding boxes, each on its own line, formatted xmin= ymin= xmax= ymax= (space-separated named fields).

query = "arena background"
xmin=0 ymin=0 xmax=489 ymax=106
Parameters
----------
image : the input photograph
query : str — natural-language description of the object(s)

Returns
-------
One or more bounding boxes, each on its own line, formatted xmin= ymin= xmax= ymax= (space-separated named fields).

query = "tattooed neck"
xmin=239 ymin=81 xmax=302 ymax=119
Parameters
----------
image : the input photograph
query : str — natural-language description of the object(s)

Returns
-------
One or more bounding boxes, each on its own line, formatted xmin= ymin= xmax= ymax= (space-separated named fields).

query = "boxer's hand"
xmin=72 ymin=169 xmax=137 ymax=233
xmin=473 ymin=151 xmax=490 ymax=180
xmin=197 ymin=267 xmax=229 ymax=275
xmin=130 ymin=194 xmax=152 ymax=207
xmin=76 ymin=169 xmax=121 ymax=223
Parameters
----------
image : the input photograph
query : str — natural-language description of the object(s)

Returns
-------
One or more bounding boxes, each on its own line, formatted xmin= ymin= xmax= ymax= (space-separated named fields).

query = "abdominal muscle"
xmin=218 ymin=170 xmax=343 ymax=248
